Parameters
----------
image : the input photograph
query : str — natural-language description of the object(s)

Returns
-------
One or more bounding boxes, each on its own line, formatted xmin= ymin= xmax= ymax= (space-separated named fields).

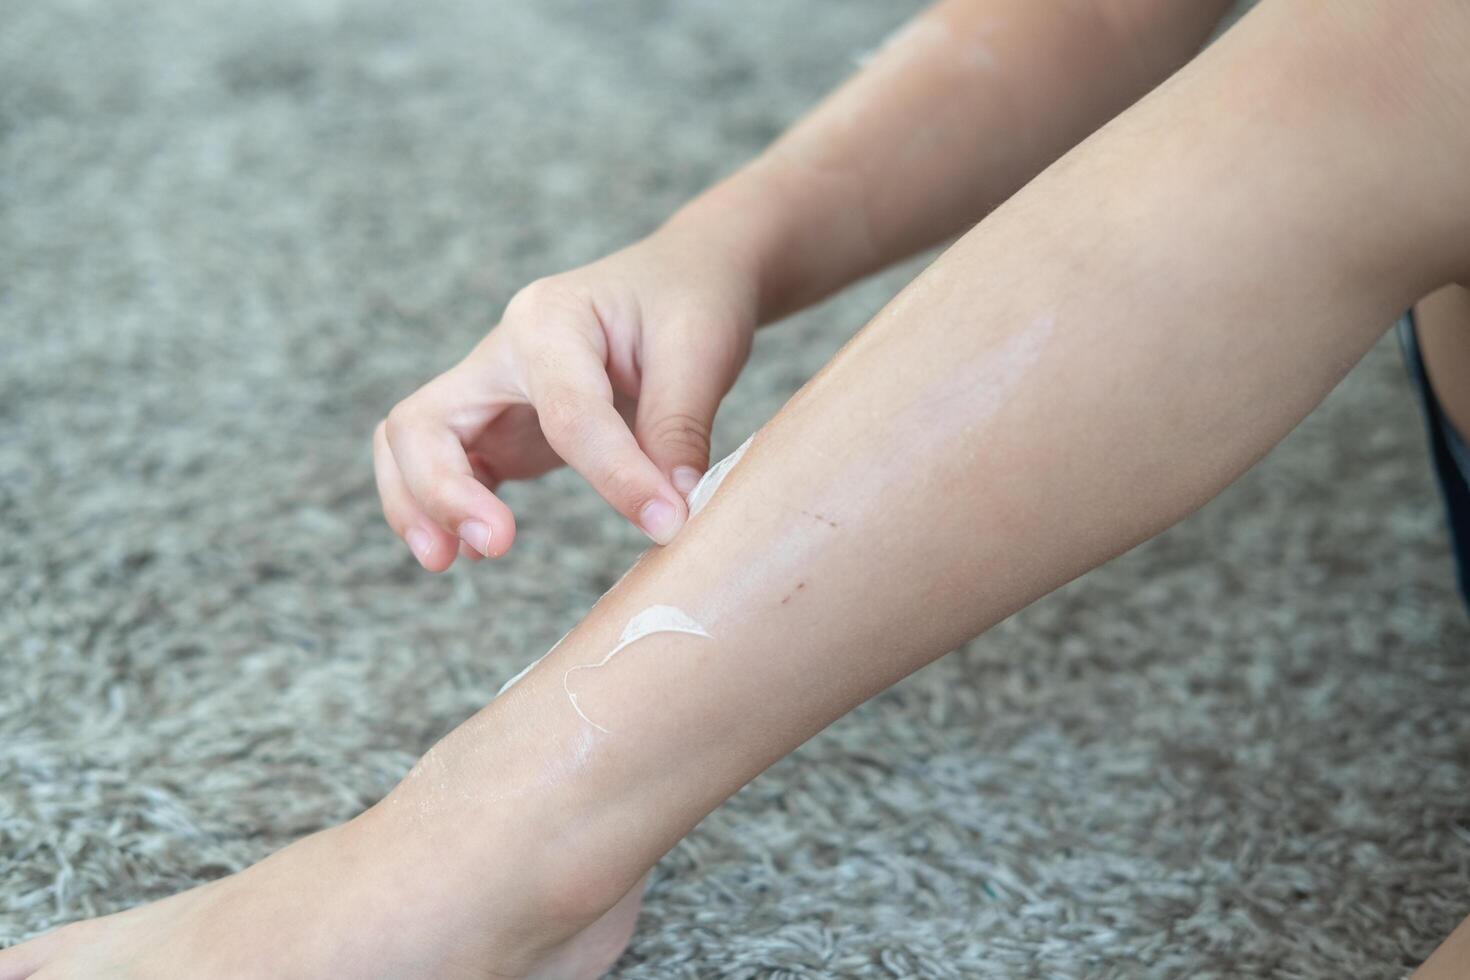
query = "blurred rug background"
xmin=2 ymin=1 xmax=1467 ymax=976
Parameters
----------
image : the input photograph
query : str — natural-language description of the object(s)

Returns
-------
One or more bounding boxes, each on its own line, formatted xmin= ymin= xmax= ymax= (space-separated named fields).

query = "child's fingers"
xmin=381 ymin=408 xmax=517 ymax=559
xmin=373 ymin=422 xmax=460 ymax=571
xmin=524 ymin=343 xmax=688 ymax=545
xmin=634 ymin=362 xmax=723 ymax=499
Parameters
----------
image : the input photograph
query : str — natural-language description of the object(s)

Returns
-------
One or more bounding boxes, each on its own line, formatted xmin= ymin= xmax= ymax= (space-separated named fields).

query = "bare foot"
xmin=0 ymin=811 xmax=643 ymax=980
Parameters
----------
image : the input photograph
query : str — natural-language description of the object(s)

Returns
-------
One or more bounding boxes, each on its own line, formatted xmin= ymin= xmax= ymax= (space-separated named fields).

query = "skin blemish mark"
xmin=780 ymin=582 xmax=808 ymax=605
xmin=562 ymin=605 xmax=712 ymax=734
xmin=799 ymin=509 xmax=840 ymax=528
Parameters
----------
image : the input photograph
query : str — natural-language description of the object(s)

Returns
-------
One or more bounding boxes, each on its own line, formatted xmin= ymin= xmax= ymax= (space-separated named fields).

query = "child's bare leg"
xmin=415 ymin=0 xmax=1470 ymax=941
xmin=1415 ymin=284 xmax=1470 ymax=435
xmin=5 ymin=1 xmax=1470 ymax=977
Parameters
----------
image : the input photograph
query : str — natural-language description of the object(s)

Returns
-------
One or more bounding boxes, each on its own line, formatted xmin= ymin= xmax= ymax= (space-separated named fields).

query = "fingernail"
xmin=672 ymin=466 xmax=702 ymax=497
xmin=639 ymin=497 xmax=681 ymax=545
xmin=406 ymin=528 xmax=434 ymax=564
xmin=459 ymin=520 xmax=492 ymax=557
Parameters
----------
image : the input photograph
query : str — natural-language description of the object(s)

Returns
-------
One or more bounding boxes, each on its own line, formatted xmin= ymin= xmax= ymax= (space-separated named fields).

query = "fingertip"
xmin=450 ymin=489 xmax=517 ymax=560
xmin=671 ymin=465 xmax=703 ymax=497
xmin=458 ymin=520 xmax=493 ymax=558
xmin=637 ymin=494 xmax=686 ymax=546
xmin=484 ymin=511 xmax=517 ymax=558
xmin=406 ymin=528 xmax=433 ymax=562
xmin=407 ymin=526 xmax=456 ymax=572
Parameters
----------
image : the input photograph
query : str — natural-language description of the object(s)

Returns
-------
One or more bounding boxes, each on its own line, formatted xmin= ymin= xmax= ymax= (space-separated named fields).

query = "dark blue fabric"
xmin=1398 ymin=311 xmax=1470 ymax=614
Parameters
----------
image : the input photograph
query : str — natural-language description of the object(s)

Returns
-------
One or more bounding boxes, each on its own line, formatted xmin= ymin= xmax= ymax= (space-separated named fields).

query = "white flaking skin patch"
xmin=561 ymin=605 xmax=711 ymax=733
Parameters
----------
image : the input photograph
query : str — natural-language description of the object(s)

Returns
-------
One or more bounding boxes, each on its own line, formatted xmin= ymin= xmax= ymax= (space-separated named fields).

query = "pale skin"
xmin=5 ymin=1 xmax=1470 ymax=978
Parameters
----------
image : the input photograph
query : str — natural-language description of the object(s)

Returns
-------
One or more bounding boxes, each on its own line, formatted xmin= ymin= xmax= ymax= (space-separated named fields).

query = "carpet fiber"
xmin=3 ymin=2 xmax=1468 ymax=977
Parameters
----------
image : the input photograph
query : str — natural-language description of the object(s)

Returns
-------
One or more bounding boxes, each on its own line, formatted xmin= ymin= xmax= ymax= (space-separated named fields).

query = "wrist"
xmin=658 ymin=178 xmax=789 ymax=324
xmin=663 ymin=155 xmax=873 ymax=325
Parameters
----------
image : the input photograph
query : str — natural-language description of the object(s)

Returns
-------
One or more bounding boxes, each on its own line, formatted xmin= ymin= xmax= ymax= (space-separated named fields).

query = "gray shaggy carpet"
xmin=3 ymin=1 xmax=1468 ymax=977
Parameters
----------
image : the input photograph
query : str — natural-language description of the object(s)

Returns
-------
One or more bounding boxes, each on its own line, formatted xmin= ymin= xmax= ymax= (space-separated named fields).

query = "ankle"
xmin=361 ymin=732 xmax=644 ymax=952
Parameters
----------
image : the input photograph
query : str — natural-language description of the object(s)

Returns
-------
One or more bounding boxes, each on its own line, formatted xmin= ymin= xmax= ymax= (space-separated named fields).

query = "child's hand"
xmin=374 ymin=224 xmax=758 ymax=570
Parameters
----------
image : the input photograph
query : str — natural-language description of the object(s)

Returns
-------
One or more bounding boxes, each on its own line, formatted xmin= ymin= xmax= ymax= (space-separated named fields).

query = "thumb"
xmin=634 ymin=369 xmax=724 ymax=500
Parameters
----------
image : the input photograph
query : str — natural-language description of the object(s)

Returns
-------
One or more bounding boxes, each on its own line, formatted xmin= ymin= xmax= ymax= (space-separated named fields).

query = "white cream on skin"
xmin=561 ymin=604 xmax=712 ymax=733
xmin=496 ymin=437 xmax=755 ymax=716
xmin=685 ymin=434 xmax=753 ymax=517
xmin=496 ymin=637 xmax=557 ymax=696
